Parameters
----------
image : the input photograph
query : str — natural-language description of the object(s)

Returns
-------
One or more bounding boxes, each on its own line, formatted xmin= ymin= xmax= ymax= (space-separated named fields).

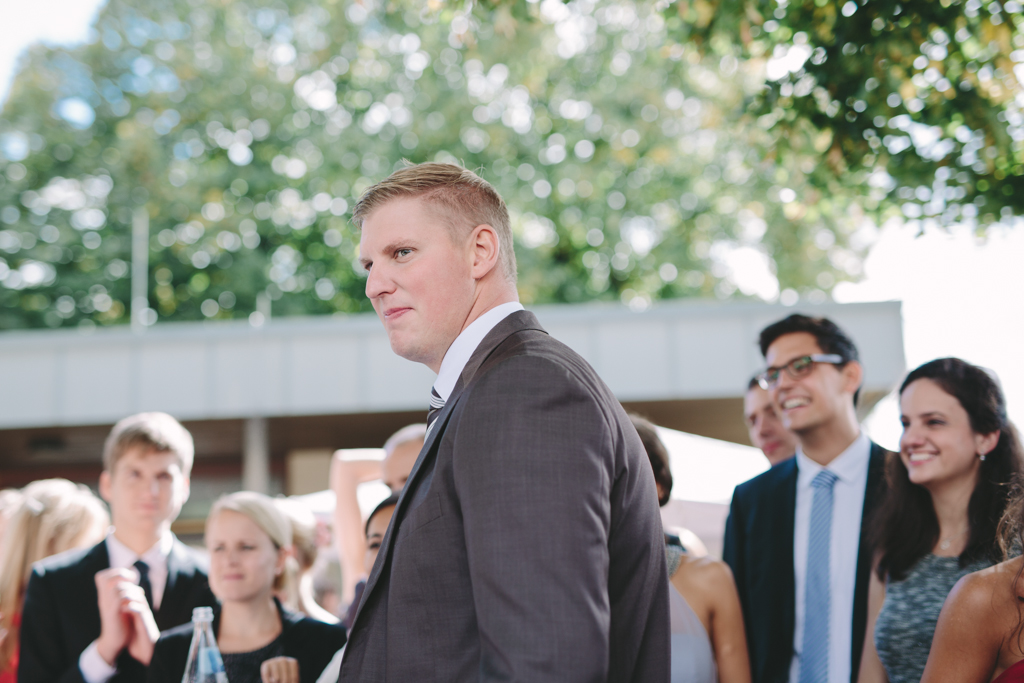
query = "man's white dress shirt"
xmin=789 ymin=432 xmax=871 ymax=683
xmin=79 ymin=532 xmax=175 ymax=683
xmin=426 ymin=301 xmax=524 ymax=436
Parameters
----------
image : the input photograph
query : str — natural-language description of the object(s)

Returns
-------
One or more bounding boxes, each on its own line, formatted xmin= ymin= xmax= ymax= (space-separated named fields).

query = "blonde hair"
xmin=209 ymin=492 xmax=292 ymax=549
xmin=383 ymin=424 xmax=427 ymax=458
xmin=273 ymin=498 xmax=317 ymax=614
xmin=209 ymin=492 xmax=291 ymax=591
xmin=103 ymin=412 xmax=195 ymax=475
xmin=352 ymin=162 xmax=518 ymax=284
xmin=0 ymin=480 xmax=109 ymax=672
xmin=0 ymin=488 xmax=23 ymax=516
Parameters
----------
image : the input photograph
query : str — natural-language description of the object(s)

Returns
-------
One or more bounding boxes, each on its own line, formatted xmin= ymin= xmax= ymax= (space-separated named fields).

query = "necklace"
xmin=939 ymin=528 xmax=967 ymax=551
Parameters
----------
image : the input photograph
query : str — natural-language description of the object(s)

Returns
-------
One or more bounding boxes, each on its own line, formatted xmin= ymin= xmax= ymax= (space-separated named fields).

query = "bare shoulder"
xmin=945 ymin=557 xmax=1022 ymax=623
xmin=675 ymin=555 xmax=736 ymax=591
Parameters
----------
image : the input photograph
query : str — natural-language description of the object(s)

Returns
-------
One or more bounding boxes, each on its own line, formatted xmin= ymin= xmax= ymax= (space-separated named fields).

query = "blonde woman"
xmin=0 ymin=479 xmax=109 ymax=683
xmin=149 ymin=492 xmax=345 ymax=683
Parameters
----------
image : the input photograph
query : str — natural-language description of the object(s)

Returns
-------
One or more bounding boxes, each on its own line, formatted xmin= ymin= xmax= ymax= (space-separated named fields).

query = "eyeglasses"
xmin=757 ymin=354 xmax=845 ymax=390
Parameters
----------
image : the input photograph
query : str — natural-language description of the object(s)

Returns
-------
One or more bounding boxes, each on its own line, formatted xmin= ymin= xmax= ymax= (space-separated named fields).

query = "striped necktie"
xmin=800 ymin=469 xmax=839 ymax=683
xmin=427 ymin=387 xmax=445 ymax=429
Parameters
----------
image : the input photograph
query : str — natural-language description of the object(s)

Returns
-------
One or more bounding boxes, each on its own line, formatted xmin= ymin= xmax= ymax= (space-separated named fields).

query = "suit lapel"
xmin=158 ymin=538 xmax=194 ymax=631
xmin=86 ymin=538 xmax=112 ymax=571
xmin=348 ymin=309 xmax=545 ymax=633
xmin=456 ymin=310 xmax=545 ymax=388
xmin=850 ymin=441 xmax=889 ymax=682
xmin=775 ymin=459 xmax=798 ymax=655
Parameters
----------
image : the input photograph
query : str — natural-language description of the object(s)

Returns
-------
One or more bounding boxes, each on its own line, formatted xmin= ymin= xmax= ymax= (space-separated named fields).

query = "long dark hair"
xmin=873 ymin=358 xmax=1023 ymax=581
xmin=629 ymin=413 xmax=673 ymax=507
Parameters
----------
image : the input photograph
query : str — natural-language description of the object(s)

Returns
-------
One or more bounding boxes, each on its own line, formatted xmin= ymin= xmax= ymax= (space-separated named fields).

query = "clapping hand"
xmin=94 ymin=568 xmax=159 ymax=666
xmin=260 ymin=656 xmax=299 ymax=683
xmin=95 ymin=568 xmax=136 ymax=665
xmin=120 ymin=581 xmax=159 ymax=664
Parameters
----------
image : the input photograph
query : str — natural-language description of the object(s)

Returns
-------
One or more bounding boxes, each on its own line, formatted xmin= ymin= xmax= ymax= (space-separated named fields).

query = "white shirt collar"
xmin=106 ymin=530 xmax=174 ymax=567
xmin=795 ymin=431 xmax=871 ymax=486
xmin=433 ymin=302 xmax=524 ymax=402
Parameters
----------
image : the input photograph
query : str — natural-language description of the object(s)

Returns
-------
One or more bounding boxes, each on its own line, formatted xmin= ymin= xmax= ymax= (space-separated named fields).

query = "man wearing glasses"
xmin=723 ymin=314 xmax=890 ymax=683
xmin=744 ymin=376 xmax=798 ymax=467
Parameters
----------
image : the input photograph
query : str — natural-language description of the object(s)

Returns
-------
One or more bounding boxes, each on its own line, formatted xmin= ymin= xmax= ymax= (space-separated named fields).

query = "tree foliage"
xmin=668 ymin=0 xmax=1024 ymax=222
xmin=0 ymin=0 xmax=1019 ymax=330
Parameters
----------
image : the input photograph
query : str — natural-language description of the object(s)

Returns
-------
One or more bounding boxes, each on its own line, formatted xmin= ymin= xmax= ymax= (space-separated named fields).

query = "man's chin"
xmin=388 ymin=337 xmax=430 ymax=365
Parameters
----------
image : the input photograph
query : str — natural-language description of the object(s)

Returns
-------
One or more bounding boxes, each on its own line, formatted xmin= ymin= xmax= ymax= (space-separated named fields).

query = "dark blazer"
xmin=18 ymin=537 xmax=215 ymax=683
xmin=147 ymin=600 xmax=345 ymax=683
xmin=339 ymin=310 xmax=670 ymax=682
xmin=722 ymin=441 xmax=890 ymax=683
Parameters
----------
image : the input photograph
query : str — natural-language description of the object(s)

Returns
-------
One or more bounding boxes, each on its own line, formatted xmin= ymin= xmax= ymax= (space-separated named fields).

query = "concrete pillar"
xmin=130 ymin=207 xmax=150 ymax=332
xmin=242 ymin=417 xmax=270 ymax=493
xmin=286 ymin=449 xmax=333 ymax=495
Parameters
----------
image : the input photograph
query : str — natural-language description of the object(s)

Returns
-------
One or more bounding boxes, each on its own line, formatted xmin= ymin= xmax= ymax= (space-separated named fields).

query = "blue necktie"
xmin=800 ymin=469 xmax=839 ymax=683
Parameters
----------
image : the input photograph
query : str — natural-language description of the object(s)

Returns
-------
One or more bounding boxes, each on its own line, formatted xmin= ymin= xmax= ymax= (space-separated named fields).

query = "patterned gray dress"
xmin=874 ymin=554 xmax=993 ymax=683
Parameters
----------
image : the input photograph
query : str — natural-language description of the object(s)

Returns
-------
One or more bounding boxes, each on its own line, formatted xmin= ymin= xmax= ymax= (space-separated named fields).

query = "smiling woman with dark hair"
xmin=859 ymin=358 xmax=1023 ymax=683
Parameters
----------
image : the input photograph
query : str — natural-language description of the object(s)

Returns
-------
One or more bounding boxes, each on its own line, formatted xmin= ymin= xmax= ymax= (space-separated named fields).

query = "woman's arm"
xmin=329 ymin=455 xmax=383 ymax=606
xmin=920 ymin=573 xmax=1003 ymax=683
xmin=708 ymin=561 xmax=752 ymax=683
xmin=857 ymin=569 xmax=888 ymax=683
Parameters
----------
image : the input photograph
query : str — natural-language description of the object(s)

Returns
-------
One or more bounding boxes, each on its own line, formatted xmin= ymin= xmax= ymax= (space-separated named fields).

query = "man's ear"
xmin=841 ymin=360 xmax=864 ymax=397
xmin=99 ymin=470 xmax=113 ymax=504
xmin=468 ymin=224 xmax=501 ymax=280
xmin=180 ymin=475 xmax=191 ymax=504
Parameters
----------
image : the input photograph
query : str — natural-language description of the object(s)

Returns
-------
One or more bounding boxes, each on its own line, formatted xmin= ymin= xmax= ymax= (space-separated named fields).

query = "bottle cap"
xmin=192 ymin=606 xmax=214 ymax=621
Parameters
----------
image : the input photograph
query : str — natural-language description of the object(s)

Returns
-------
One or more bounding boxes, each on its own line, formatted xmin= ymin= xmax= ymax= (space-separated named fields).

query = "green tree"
xmin=0 ymin=0 xmax=1018 ymax=330
xmin=667 ymin=0 xmax=1024 ymax=224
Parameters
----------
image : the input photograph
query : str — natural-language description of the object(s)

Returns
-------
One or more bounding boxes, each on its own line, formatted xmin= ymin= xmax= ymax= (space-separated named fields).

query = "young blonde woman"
xmin=0 ymin=479 xmax=109 ymax=683
xmin=148 ymin=492 xmax=345 ymax=683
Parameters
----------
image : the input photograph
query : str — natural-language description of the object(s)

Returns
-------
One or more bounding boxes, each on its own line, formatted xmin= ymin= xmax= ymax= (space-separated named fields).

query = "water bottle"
xmin=181 ymin=606 xmax=229 ymax=683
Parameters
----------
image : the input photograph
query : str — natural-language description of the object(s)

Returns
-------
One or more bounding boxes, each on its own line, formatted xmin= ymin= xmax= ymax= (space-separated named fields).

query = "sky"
xmin=2 ymin=0 xmax=1023 ymax=458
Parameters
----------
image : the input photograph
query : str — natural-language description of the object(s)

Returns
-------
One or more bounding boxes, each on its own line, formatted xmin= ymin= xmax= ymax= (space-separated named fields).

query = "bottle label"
xmin=197 ymin=647 xmax=227 ymax=681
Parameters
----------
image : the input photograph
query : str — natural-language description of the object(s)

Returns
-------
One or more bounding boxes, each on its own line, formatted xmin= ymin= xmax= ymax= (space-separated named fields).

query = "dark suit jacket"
xmin=18 ymin=537 xmax=216 ymax=683
xmin=339 ymin=310 xmax=670 ymax=682
xmin=722 ymin=441 xmax=890 ymax=683
xmin=147 ymin=600 xmax=345 ymax=683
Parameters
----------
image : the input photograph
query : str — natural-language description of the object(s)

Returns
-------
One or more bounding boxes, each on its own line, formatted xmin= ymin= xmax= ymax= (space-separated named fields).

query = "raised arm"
xmin=722 ymin=491 xmax=748 ymax=620
xmin=452 ymin=356 xmax=638 ymax=682
xmin=329 ymin=455 xmax=383 ymax=606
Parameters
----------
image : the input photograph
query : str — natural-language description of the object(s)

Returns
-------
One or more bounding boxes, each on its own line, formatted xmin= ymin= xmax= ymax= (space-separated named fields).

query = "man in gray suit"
xmin=338 ymin=162 xmax=669 ymax=682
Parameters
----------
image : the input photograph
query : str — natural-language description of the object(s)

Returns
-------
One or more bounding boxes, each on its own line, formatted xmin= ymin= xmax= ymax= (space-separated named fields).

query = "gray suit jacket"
xmin=339 ymin=310 xmax=670 ymax=682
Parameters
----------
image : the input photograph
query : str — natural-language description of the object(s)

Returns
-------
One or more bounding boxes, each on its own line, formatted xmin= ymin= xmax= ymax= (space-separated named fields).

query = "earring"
xmin=979 ymin=452 xmax=987 ymax=461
